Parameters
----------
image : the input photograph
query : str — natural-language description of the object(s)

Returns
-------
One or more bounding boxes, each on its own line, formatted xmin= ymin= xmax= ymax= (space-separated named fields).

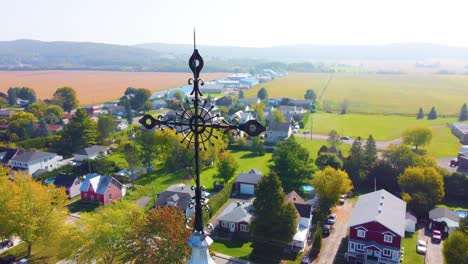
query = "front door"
xmin=230 ymin=223 xmax=235 ymax=232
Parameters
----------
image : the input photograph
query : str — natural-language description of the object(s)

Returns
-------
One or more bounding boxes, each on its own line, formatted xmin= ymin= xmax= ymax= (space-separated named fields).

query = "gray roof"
xmin=248 ymin=168 xmax=262 ymax=175
xmin=429 ymin=208 xmax=460 ymax=223
xmin=155 ymin=184 xmax=195 ymax=210
xmin=268 ymin=121 xmax=291 ymax=132
xmin=452 ymin=123 xmax=468 ymax=134
xmin=349 ymin=189 xmax=406 ymax=237
xmin=76 ymin=145 xmax=108 ymax=156
xmin=12 ymin=151 xmax=58 ymax=162
xmin=406 ymin=212 xmax=417 ymax=222
xmin=235 ymin=172 xmax=263 ymax=184
xmin=217 ymin=202 xmax=254 ymax=223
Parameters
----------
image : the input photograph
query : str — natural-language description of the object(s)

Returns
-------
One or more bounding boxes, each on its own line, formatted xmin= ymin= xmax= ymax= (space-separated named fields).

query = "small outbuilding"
xmin=234 ymin=169 xmax=263 ymax=196
xmin=429 ymin=207 xmax=460 ymax=235
xmin=405 ymin=212 xmax=417 ymax=233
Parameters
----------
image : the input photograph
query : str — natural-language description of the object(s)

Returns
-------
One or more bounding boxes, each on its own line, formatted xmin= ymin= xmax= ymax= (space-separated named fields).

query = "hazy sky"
xmin=2 ymin=0 xmax=468 ymax=47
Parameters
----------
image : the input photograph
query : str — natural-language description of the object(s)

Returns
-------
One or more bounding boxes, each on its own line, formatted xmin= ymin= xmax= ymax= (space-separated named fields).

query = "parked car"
xmin=326 ymin=214 xmax=337 ymax=224
xmin=339 ymin=194 xmax=346 ymax=205
xmin=0 ymin=239 xmax=13 ymax=249
xmin=340 ymin=136 xmax=350 ymax=140
xmin=432 ymin=230 xmax=442 ymax=243
xmin=416 ymin=240 xmax=427 ymax=255
xmin=322 ymin=224 xmax=332 ymax=236
xmin=18 ymin=259 xmax=28 ymax=264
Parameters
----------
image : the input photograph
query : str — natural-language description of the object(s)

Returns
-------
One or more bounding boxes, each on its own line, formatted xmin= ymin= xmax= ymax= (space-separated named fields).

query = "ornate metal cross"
xmin=139 ymin=32 xmax=265 ymax=249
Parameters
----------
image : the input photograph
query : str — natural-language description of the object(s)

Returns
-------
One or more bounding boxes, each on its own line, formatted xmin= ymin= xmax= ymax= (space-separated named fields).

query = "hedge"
xmin=203 ymin=182 xmax=233 ymax=224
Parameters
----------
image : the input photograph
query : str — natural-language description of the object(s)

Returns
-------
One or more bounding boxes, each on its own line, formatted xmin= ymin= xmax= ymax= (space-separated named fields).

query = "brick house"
xmin=80 ymin=173 xmax=126 ymax=205
xmin=217 ymin=201 xmax=253 ymax=236
xmin=347 ymin=189 xmax=406 ymax=264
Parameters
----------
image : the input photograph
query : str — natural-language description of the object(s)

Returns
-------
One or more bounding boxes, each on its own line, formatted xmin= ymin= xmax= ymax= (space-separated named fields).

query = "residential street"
xmin=313 ymin=199 xmax=354 ymax=264
xmin=418 ymin=227 xmax=444 ymax=264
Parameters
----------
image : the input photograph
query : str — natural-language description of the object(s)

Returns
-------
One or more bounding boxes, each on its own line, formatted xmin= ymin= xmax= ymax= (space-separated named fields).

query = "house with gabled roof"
xmin=53 ymin=173 xmax=83 ymax=198
xmin=285 ymin=191 xmax=313 ymax=252
xmin=9 ymin=151 xmax=63 ymax=176
xmin=347 ymin=189 xmax=406 ymax=264
xmin=233 ymin=169 xmax=262 ymax=196
xmin=0 ymin=147 xmax=20 ymax=166
xmin=265 ymin=121 xmax=292 ymax=144
xmin=429 ymin=207 xmax=460 ymax=235
xmin=74 ymin=145 xmax=109 ymax=162
xmin=217 ymin=201 xmax=254 ymax=236
xmin=80 ymin=173 xmax=126 ymax=205
xmin=155 ymin=183 xmax=196 ymax=216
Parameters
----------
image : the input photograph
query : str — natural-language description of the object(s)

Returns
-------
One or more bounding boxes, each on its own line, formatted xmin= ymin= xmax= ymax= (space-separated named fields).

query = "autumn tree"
xmin=63 ymin=202 xmax=145 ymax=264
xmin=398 ymin=167 xmax=444 ymax=216
xmin=312 ymin=167 xmax=353 ymax=210
xmin=124 ymin=206 xmax=191 ymax=264
xmin=257 ymin=87 xmax=268 ymax=100
xmin=416 ymin=107 xmax=424 ymax=119
xmin=216 ymin=152 xmax=239 ymax=184
xmin=402 ymin=126 xmax=433 ymax=151
xmin=270 ymin=136 xmax=315 ymax=191
xmin=53 ymin=86 xmax=79 ymax=112
xmin=251 ymin=171 xmax=297 ymax=246
xmin=0 ymin=172 xmax=68 ymax=257
xmin=272 ymin=109 xmax=286 ymax=122
xmin=442 ymin=231 xmax=468 ymax=264
xmin=459 ymin=103 xmax=468 ymax=121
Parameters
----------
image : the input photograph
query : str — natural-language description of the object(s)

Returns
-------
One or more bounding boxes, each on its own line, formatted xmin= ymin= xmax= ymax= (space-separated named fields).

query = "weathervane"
xmin=139 ymin=30 xmax=265 ymax=263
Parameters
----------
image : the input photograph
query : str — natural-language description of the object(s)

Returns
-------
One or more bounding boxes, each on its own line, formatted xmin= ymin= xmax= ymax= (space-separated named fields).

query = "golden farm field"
xmin=245 ymin=72 xmax=468 ymax=116
xmin=0 ymin=71 xmax=229 ymax=105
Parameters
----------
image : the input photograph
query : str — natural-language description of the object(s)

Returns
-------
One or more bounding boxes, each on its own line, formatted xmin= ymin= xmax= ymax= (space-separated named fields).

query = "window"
xmin=356 ymin=243 xmax=364 ymax=251
xmin=357 ymin=229 xmax=366 ymax=238
xmin=91 ymin=195 xmax=94 ymax=201
xmin=384 ymin=234 xmax=393 ymax=243
xmin=109 ymin=193 xmax=112 ymax=199
xmin=383 ymin=249 xmax=392 ymax=257
xmin=222 ymin=221 xmax=229 ymax=228
xmin=374 ymin=251 xmax=381 ymax=257
xmin=349 ymin=242 xmax=355 ymax=251
xmin=367 ymin=249 xmax=373 ymax=256
xmin=240 ymin=224 xmax=249 ymax=232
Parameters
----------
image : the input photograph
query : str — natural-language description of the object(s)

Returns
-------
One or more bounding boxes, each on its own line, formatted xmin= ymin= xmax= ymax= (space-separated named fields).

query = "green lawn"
xmin=437 ymin=198 xmax=468 ymax=211
xmin=401 ymin=231 xmax=424 ymax=264
xmin=295 ymin=137 xmax=351 ymax=159
xmin=211 ymin=240 xmax=253 ymax=260
xmin=0 ymin=241 xmax=61 ymax=264
xmin=307 ymin=113 xmax=457 ymax=141
xmin=427 ymin=126 xmax=464 ymax=158
xmin=245 ymin=72 xmax=468 ymax=116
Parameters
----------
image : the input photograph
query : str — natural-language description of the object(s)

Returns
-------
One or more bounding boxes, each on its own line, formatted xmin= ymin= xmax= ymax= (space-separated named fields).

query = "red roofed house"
xmin=347 ymin=189 xmax=406 ymax=264
xmin=80 ymin=173 xmax=126 ymax=205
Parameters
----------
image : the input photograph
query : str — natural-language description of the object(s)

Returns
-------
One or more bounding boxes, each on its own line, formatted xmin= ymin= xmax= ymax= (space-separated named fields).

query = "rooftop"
xmin=12 ymin=151 xmax=58 ymax=162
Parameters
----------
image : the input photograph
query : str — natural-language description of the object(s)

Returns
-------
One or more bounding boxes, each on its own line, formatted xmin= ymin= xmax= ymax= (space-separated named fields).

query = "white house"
xmin=9 ymin=151 xmax=63 ymax=176
xmin=74 ymin=145 xmax=109 ymax=162
xmin=265 ymin=121 xmax=292 ymax=144
xmin=285 ymin=191 xmax=313 ymax=252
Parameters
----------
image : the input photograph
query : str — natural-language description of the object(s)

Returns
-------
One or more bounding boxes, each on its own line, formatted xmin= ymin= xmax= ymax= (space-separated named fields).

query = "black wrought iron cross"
xmin=139 ymin=32 xmax=265 ymax=234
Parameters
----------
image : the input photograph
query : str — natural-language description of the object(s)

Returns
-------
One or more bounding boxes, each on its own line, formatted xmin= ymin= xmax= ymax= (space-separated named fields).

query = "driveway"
xmin=418 ymin=227 xmax=443 ymax=264
xmin=313 ymin=199 xmax=354 ymax=264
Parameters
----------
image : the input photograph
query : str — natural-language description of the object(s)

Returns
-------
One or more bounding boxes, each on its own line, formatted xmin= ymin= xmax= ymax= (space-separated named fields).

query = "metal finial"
xmin=193 ymin=28 xmax=196 ymax=50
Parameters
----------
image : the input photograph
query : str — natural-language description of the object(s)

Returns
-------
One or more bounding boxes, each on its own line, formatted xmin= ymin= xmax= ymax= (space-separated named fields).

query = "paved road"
xmin=313 ymin=199 xmax=354 ymax=264
xmin=294 ymin=133 xmax=401 ymax=150
xmin=418 ymin=227 xmax=443 ymax=264
xmin=213 ymin=252 xmax=255 ymax=264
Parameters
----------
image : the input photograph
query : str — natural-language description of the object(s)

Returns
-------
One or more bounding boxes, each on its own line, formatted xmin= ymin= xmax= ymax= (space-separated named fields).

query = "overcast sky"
xmin=2 ymin=0 xmax=467 ymax=47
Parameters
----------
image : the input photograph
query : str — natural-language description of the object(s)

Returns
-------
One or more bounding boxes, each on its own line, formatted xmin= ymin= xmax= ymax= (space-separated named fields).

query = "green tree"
xmin=63 ymin=202 xmax=145 ymax=264
xmin=218 ymin=106 xmax=228 ymax=117
xmin=340 ymin=99 xmax=349 ymax=114
xmin=369 ymin=159 xmax=399 ymax=194
xmin=257 ymin=87 xmax=268 ymax=100
xmin=97 ymin=114 xmax=116 ymax=142
xmin=35 ymin=119 xmax=51 ymax=137
xmin=138 ymin=130 xmax=158 ymax=168
xmin=444 ymin=172 xmax=468 ymax=201
xmin=239 ymin=90 xmax=245 ymax=99
xmin=173 ymin=90 xmax=185 ymax=101
xmin=304 ymin=89 xmax=317 ymax=102
xmin=364 ymin=134 xmax=377 ymax=168
xmin=344 ymin=137 xmax=366 ymax=184
xmin=0 ymin=172 xmax=68 ymax=257
xmin=125 ymin=87 xmax=152 ymax=111
xmin=18 ymin=87 xmax=37 ymax=103
xmin=328 ymin=129 xmax=340 ymax=147
xmin=124 ymin=142 xmax=141 ymax=188
xmin=427 ymin=106 xmax=437 ymax=120
xmin=417 ymin=107 xmax=424 ymax=119
xmin=26 ymin=101 xmax=48 ymax=119
xmin=44 ymin=104 xmax=65 ymax=124
xmin=7 ymin=87 xmax=18 ymax=106
xmin=53 ymin=86 xmax=79 ymax=112
xmin=8 ymin=112 xmax=37 ymax=141
xmin=60 ymin=108 xmax=98 ymax=154
xmin=124 ymin=207 xmax=191 ymax=264
xmin=216 ymin=152 xmax=239 ymax=185
xmin=312 ymin=167 xmax=353 ymax=210
xmin=125 ymin=100 xmax=133 ymax=124
xmin=272 ymin=109 xmax=286 ymax=122
xmin=250 ymin=136 xmax=265 ymax=156
xmin=270 ymin=136 xmax=315 ymax=191
xmin=402 ymin=126 xmax=433 ymax=151
xmin=442 ymin=231 xmax=468 ymax=264
xmin=459 ymin=103 xmax=468 ymax=121
xmin=315 ymin=153 xmax=343 ymax=170
xmin=0 ymin=97 xmax=8 ymax=108
xmin=398 ymin=166 xmax=444 ymax=216
xmin=251 ymin=102 xmax=266 ymax=125
xmin=251 ymin=171 xmax=297 ymax=245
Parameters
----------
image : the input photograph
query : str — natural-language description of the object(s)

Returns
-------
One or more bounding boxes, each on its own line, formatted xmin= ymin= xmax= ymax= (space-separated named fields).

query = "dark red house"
xmin=80 ymin=173 xmax=126 ymax=205
xmin=347 ymin=189 xmax=406 ymax=264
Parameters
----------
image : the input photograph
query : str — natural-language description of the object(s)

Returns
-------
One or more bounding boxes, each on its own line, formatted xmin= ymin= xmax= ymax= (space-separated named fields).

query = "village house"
xmin=238 ymin=97 xmax=261 ymax=106
xmin=151 ymin=99 xmax=168 ymax=110
xmin=200 ymin=83 xmax=225 ymax=94
xmin=428 ymin=208 xmax=460 ymax=236
xmin=85 ymin=105 xmax=103 ymax=116
xmin=0 ymin=147 xmax=20 ymax=166
xmin=155 ymin=183 xmax=196 ymax=216
xmin=53 ymin=173 xmax=83 ymax=198
xmin=74 ymin=145 xmax=109 ymax=162
xmin=233 ymin=169 xmax=263 ymax=196
xmin=9 ymin=151 xmax=63 ymax=176
xmin=451 ymin=123 xmax=468 ymax=144
xmin=217 ymin=201 xmax=253 ymax=236
xmin=239 ymin=78 xmax=259 ymax=88
xmin=80 ymin=173 xmax=126 ymax=205
xmin=285 ymin=191 xmax=313 ymax=252
xmin=347 ymin=189 xmax=406 ymax=264
xmin=229 ymin=110 xmax=255 ymax=124
xmin=265 ymin=121 xmax=292 ymax=144
xmin=278 ymin=105 xmax=306 ymax=115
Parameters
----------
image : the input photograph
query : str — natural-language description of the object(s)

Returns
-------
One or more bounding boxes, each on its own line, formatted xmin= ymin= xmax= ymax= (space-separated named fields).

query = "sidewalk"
xmin=213 ymin=252 xmax=255 ymax=264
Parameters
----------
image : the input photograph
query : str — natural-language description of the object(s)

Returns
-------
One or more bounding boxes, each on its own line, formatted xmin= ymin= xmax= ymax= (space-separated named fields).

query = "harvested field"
xmin=0 ymin=71 xmax=229 ymax=105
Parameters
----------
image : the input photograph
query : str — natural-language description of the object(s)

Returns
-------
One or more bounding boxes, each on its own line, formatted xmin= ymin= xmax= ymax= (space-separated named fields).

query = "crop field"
xmin=245 ymin=72 xmax=468 ymax=116
xmin=0 ymin=71 xmax=229 ymax=105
